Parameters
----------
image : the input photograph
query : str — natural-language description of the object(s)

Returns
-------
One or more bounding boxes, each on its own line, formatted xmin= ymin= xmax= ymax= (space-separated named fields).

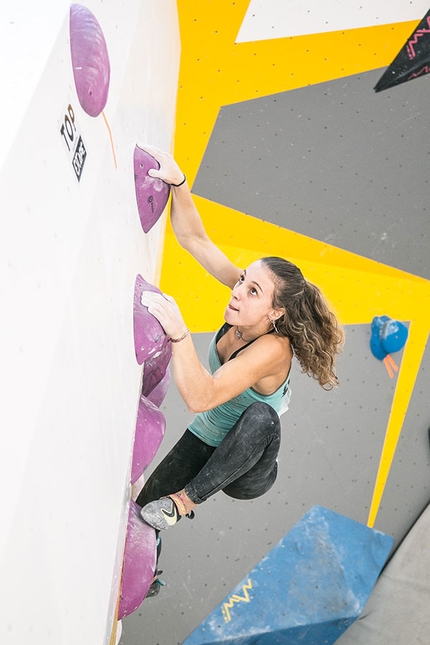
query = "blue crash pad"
xmin=183 ymin=506 xmax=393 ymax=645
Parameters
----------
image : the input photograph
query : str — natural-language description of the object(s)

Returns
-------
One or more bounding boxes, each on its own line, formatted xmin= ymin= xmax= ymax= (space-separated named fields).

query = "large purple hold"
xmin=133 ymin=274 xmax=172 ymax=366
xmin=131 ymin=395 xmax=166 ymax=485
xmin=134 ymin=146 xmax=171 ymax=233
xmin=118 ymin=500 xmax=157 ymax=619
xmin=70 ymin=4 xmax=110 ymax=117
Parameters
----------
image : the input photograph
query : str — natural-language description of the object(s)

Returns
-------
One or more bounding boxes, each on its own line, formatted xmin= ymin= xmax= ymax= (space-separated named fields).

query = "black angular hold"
xmin=375 ymin=10 xmax=430 ymax=92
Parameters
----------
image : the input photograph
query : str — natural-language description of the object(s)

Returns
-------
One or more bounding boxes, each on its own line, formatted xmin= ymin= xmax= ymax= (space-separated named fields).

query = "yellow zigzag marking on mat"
xmin=221 ymin=579 xmax=253 ymax=623
xmin=175 ymin=0 xmax=420 ymax=184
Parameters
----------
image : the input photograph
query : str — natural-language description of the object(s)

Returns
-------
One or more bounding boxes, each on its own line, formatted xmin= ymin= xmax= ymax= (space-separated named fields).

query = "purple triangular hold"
xmin=134 ymin=146 xmax=171 ymax=233
xmin=131 ymin=395 xmax=166 ymax=485
xmin=118 ymin=500 xmax=157 ymax=619
xmin=133 ymin=274 xmax=172 ymax=366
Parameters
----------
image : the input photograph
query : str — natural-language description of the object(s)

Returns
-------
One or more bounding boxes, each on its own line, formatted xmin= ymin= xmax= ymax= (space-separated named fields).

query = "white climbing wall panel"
xmin=0 ymin=1 xmax=179 ymax=643
xmin=236 ymin=0 xmax=430 ymax=41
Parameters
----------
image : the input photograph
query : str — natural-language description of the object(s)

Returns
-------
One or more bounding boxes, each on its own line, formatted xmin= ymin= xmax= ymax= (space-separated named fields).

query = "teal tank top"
xmin=188 ymin=324 xmax=291 ymax=447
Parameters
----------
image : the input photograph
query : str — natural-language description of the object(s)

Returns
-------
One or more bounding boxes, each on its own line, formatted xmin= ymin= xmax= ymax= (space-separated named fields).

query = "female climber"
xmin=136 ymin=145 xmax=344 ymax=542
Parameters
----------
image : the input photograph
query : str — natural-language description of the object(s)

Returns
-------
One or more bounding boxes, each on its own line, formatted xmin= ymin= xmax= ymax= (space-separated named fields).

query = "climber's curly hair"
xmin=262 ymin=257 xmax=345 ymax=390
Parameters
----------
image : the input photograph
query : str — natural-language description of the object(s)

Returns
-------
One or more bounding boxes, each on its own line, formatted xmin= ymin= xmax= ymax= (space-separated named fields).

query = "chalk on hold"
xmin=70 ymin=4 xmax=110 ymax=117
xmin=133 ymin=274 xmax=172 ymax=366
xmin=115 ymin=620 xmax=122 ymax=645
xmin=370 ymin=315 xmax=408 ymax=360
xmin=183 ymin=506 xmax=393 ymax=645
xmin=134 ymin=146 xmax=171 ymax=233
xmin=131 ymin=395 xmax=166 ymax=485
xmin=118 ymin=500 xmax=157 ymax=619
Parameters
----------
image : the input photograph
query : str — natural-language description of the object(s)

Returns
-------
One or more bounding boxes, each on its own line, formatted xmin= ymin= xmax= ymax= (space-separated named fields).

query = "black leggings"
xmin=136 ymin=401 xmax=281 ymax=508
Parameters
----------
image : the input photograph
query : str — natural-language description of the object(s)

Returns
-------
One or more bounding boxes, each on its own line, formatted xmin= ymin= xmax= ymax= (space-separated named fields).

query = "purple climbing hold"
xmin=118 ymin=500 xmax=157 ymax=619
xmin=133 ymin=274 xmax=172 ymax=366
xmin=131 ymin=395 xmax=166 ymax=485
xmin=146 ymin=368 xmax=171 ymax=408
xmin=141 ymin=342 xmax=172 ymax=401
xmin=70 ymin=4 xmax=110 ymax=117
xmin=134 ymin=146 xmax=171 ymax=233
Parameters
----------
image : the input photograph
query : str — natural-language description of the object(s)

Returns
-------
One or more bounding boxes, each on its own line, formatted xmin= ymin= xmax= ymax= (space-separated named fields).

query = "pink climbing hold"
xmin=133 ymin=274 xmax=172 ymax=366
xmin=70 ymin=4 xmax=111 ymax=117
xmin=118 ymin=500 xmax=157 ymax=619
xmin=131 ymin=395 xmax=166 ymax=485
xmin=134 ymin=146 xmax=171 ymax=233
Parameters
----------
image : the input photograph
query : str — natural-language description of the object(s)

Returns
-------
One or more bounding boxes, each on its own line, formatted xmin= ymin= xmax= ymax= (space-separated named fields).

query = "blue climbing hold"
xmin=370 ymin=315 xmax=408 ymax=361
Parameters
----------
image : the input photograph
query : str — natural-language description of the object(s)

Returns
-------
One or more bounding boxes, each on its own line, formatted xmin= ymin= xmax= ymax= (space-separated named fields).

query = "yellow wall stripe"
xmin=161 ymin=196 xmax=429 ymax=329
xmin=368 ymin=320 xmax=430 ymax=527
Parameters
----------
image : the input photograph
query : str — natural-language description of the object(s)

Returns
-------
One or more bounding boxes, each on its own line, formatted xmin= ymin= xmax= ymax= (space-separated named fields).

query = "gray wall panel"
xmin=194 ymin=69 xmax=429 ymax=279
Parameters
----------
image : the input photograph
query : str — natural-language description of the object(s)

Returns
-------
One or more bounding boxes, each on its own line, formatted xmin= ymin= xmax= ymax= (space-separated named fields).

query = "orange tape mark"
xmin=102 ymin=110 xmax=117 ymax=169
xmin=383 ymin=354 xmax=399 ymax=378
xmin=385 ymin=354 xmax=399 ymax=372
xmin=383 ymin=356 xmax=394 ymax=378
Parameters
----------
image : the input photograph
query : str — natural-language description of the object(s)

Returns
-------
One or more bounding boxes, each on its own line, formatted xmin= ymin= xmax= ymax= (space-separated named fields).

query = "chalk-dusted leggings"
xmin=136 ymin=401 xmax=281 ymax=509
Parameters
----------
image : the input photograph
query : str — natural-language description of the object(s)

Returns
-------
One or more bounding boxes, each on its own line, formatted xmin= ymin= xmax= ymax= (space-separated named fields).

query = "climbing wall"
xmin=122 ymin=1 xmax=430 ymax=644
xmin=0 ymin=1 xmax=179 ymax=644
